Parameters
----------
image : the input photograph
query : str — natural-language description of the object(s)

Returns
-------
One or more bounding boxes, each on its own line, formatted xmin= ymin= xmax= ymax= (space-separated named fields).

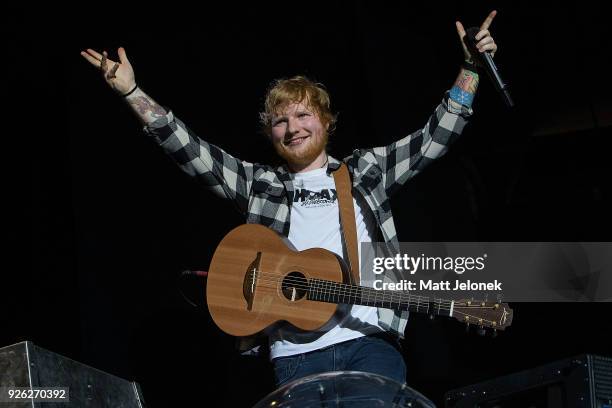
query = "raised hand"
xmin=81 ymin=47 xmax=136 ymax=95
xmin=456 ymin=10 xmax=498 ymax=63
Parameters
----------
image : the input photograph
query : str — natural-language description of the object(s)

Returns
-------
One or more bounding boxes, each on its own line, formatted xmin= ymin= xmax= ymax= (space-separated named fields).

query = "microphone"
xmin=465 ymin=27 xmax=514 ymax=108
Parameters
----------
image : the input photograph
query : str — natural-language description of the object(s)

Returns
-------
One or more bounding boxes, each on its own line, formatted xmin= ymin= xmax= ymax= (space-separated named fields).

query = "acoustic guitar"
xmin=206 ymin=224 xmax=513 ymax=337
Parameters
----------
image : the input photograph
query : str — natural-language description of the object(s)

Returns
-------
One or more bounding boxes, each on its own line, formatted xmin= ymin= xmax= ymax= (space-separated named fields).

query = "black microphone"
xmin=465 ymin=27 xmax=514 ymax=108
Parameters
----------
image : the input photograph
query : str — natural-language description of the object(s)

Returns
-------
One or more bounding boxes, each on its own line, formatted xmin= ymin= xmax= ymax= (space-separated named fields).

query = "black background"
xmin=10 ymin=1 xmax=612 ymax=406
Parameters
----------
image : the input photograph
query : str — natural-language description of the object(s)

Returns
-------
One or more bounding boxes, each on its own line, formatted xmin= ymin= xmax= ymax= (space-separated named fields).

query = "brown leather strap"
xmin=333 ymin=163 xmax=360 ymax=285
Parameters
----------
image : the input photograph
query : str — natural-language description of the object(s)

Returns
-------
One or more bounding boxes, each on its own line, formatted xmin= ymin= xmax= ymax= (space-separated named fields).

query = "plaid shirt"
xmin=144 ymin=92 xmax=472 ymax=339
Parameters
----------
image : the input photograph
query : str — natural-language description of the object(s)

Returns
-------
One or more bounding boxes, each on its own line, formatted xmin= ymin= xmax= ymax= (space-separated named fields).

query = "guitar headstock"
xmin=452 ymin=299 xmax=513 ymax=332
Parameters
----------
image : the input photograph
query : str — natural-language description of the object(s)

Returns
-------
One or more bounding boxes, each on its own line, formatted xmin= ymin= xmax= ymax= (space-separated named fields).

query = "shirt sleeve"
xmin=369 ymin=92 xmax=473 ymax=197
xmin=143 ymin=110 xmax=253 ymax=215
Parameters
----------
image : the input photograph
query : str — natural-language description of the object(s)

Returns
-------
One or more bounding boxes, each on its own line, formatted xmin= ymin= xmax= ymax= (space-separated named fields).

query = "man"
xmin=81 ymin=11 xmax=498 ymax=388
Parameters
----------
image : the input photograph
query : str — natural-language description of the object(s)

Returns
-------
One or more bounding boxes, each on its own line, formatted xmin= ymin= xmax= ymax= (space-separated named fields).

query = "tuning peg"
xmin=477 ymin=327 xmax=486 ymax=336
xmin=429 ymin=314 xmax=435 ymax=320
xmin=491 ymin=329 xmax=498 ymax=338
xmin=465 ymin=323 xmax=470 ymax=333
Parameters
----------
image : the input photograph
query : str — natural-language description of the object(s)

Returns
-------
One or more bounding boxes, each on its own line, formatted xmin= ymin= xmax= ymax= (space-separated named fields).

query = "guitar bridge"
xmin=243 ymin=252 xmax=262 ymax=311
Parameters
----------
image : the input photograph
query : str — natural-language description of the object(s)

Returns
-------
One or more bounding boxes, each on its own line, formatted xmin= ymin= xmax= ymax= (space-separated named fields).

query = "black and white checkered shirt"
xmin=144 ymin=92 xmax=472 ymax=338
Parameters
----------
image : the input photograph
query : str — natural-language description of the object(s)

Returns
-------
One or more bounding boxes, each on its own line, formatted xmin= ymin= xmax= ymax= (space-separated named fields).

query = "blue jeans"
xmin=272 ymin=333 xmax=406 ymax=388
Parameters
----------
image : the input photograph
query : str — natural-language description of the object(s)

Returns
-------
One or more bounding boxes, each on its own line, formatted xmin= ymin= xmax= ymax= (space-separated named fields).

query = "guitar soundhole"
xmin=281 ymin=272 xmax=307 ymax=302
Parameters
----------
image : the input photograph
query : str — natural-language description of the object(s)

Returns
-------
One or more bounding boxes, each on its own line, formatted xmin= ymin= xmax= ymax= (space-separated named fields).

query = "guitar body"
xmin=206 ymin=224 xmax=513 ymax=337
xmin=206 ymin=224 xmax=346 ymax=337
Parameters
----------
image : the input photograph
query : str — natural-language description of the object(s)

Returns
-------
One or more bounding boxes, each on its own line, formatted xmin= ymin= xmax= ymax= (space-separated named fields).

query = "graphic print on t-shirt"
xmin=293 ymin=188 xmax=337 ymax=208
xmin=271 ymin=167 xmax=382 ymax=359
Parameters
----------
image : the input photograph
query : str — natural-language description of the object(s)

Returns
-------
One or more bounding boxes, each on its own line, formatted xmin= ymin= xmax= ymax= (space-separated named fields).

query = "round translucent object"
xmin=254 ymin=371 xmax=436 ymax=408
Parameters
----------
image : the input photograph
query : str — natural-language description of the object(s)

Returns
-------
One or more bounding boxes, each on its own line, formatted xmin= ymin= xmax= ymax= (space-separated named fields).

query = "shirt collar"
xmin=276 ymin=155 xmax=342 ymax=177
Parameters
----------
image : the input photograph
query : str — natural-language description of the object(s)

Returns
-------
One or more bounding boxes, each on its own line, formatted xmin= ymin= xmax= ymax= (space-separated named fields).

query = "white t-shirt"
xmin=269 ymin=166 xmax=383 ymax=359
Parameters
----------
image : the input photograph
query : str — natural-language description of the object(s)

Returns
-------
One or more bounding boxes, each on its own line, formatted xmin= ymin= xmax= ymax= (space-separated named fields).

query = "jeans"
xmin=272 ymin=333 xmax=406 ymax=388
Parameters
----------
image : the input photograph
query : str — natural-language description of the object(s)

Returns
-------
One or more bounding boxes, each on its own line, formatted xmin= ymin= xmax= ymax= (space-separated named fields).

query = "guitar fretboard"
xmin=307 ymin=278 xmax=453 ymax=317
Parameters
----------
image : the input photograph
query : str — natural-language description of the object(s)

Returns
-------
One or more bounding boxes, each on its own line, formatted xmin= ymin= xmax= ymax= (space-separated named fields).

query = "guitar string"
xmin=222 ymin=266 xmax=502 ymax=324
xmin=249 ymin=270 xmax=500 ymax=315
xmin=248 ymin=269 xmax=431 ymax=303
xmin=251 ymin=271 xmax=494 ymax=313
xmin=252 ymin=270 xmax=441 ymax=308
xmin=249 ymin=284 xmax=499 ymax=325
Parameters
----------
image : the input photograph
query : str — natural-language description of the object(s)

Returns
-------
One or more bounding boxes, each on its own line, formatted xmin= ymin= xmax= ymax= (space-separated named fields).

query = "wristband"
xmin=122 ymin=84 xmax=138 ymax=97
xmin=450 ymin=86 xmax=475 ymax=107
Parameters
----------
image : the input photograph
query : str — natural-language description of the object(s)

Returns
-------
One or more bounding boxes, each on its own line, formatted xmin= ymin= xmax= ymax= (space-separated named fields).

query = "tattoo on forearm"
xmin=130 ymin=97 xmax=166 ymax=118
xmin=450 ymin=68 xmax=480 ymax=107
xmin=124 ymin=89 xmax=167 ymax=124
xmin=455 ymin=69 xmax=479 ymax=94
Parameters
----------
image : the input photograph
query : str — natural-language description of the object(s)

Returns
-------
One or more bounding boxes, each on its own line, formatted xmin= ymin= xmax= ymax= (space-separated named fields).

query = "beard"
xmin=273 ymin=131 xmax=328 ymax=167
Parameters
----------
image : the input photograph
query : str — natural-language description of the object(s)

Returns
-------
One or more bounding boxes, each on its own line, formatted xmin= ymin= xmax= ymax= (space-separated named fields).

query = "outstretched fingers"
xmin=477 ymin=10 xmax=498 ymax=57
xmin=80 ymin=49 xmax=119 ymax=74
xmin=80 ymin=50 xmax=101 ymax=67
xmin=85 ymin=48 xmax=103 ymax=60
xmin=455 ymin=20 xmax=466 ymax=41
xmin=453 ymin=11 xmax=498 ymax=60
xmin=117 ymin=47 xmax=130 ymax=65
xmin=480 ymin=10 xmax=497 ymax=31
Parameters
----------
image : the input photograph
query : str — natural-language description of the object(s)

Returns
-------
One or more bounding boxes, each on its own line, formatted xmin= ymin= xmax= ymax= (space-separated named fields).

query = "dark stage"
xmin=13 ymin=1 xmax=612 ymax=406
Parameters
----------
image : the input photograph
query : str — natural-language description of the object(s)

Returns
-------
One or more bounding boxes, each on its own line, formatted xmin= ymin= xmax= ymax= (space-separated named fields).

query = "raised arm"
xmin=453 ymin=10 xmax=498 ymax=106
xmin=81 ymin=47 xmax=167 ymax=124
xmin=370 ymin=11 xmax=499 ymax=197
xmin=80 ymin=47 xmax=253 ymax=214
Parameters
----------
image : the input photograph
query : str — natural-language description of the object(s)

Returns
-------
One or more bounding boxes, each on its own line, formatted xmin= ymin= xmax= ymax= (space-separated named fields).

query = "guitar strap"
xmin=333 ymin=163 xmax=360 ymax=285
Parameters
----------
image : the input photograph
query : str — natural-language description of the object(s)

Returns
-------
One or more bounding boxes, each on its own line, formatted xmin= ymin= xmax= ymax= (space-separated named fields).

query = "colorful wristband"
xmin=450 ymin=85 xmax=475 ymax=107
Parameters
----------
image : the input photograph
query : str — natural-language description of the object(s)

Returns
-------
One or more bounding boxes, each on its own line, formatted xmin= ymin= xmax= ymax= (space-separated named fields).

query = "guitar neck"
xmin=307 ymin=278 xmax=454 ymax=318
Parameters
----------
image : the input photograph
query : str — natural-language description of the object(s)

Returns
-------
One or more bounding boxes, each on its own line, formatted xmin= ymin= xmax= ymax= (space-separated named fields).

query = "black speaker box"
xmin=0 ymin=341 xmax=145 ymax=407
xmin=445 ymin=354 xmax=612 ymax=408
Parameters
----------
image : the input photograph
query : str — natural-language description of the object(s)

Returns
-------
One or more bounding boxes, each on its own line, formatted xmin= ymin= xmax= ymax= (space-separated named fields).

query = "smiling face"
xmin=270 ymin=100 xmax=329 ymax=172
xmin=261 ymin=76 xmax=336 ymax=173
